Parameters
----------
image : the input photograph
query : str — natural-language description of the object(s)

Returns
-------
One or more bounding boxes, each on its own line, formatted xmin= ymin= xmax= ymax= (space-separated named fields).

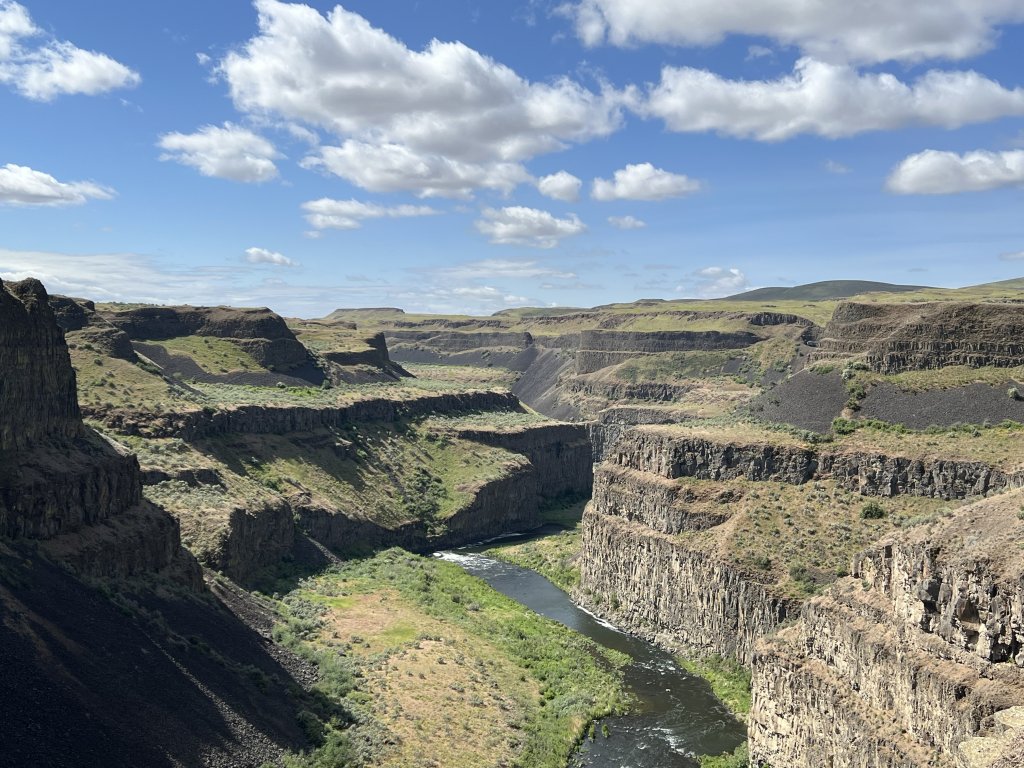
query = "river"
xmin=436 ymin=528 xmax=746 ymax=768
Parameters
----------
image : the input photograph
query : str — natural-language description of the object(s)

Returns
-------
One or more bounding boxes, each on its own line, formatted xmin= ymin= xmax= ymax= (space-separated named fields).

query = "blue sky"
xmin=1 ymin=0 xmax=1023 ymax=316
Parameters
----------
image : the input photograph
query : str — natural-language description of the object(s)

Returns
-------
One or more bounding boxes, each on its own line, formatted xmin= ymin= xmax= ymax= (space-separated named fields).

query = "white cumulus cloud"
xmin=219 ymin=0 xmax=624 ymax=197
xmin=302 ymin=198 xmax=440 ymax=230
xmin=608 ymin=215 xmax=646 ymax=229
xmin=886 ymin=149 xmax=1024 ymax=194
xmin=0 ymin=1 xmax=140 ymax=100
xmin=566 ymin=0 xmax=1024 ymax=64
xmin=304 ymin=141 xmax=531 ymax=199
xmin=676 ymin=266 xmax=750 ymax=298
xmin=537 ymin=171 xmax=583 ymax=202
xmin=643 ymin=58 xmax=1024 ymax=141
xmin=0 ymin=163 xmax=114 ymax=206
xmin=593 ymin=163 xmax=700 ymax=201
xmin=434 ymin=258 xmax=576 ymax=281
xmin=245 ymin=246 xmax=298 ymax=267
xmin=157 ymin=123 xmax=280 ymax=183
xmin=475 ymin=206 xmax=586 ymax=248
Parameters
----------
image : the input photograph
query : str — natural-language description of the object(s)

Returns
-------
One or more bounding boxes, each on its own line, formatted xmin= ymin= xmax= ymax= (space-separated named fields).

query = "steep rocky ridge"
xmin=99 ymin=389 xmax=521 ymax=440
xmin=141 ymin=417 xmax=593 ymax=580
xmin=103 ymin=303 xmax=313 ymax=372
xmin=814 ymin=301 xmax=1024 ymax=373
xmin=575 ymin=329 xmax=763 ymax=374
xmin=0 ymin=278 xmax=194 ymax=581
xmin=749 ymin=491 xmax=1024 ymax=767
xmin=1 ymin=279 xmax=329 ymax=768
xmin=606 ymin=426 xmax=1024 ymax=500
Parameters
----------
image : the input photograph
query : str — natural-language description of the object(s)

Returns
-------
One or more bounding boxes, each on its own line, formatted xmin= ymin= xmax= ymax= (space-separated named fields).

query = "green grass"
xmin=276 ymin=549 xmax=629 ymax=768
xmin=196 ymin=421 xmax=526 ymax=529
xmin=615 ymin=351 xmax=740 ymax=383
xmin=153 ymin=335 xmax=264 ymax=373
xmin=665 ymin=475 xmax=961 ymax=599
xmin=485 ymin=501 xmax=587 ymax=592
xmin=699 ymin=743 xmax=750 ymax=768
xmin=679 ymin=654 xmax=752 ymax=717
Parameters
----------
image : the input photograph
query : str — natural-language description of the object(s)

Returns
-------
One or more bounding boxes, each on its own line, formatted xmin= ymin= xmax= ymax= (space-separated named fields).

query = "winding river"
xmin=436 ymin=528 xmax=746 ymax=768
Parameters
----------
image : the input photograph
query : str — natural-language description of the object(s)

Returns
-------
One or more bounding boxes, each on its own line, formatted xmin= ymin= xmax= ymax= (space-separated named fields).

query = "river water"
xmin=436 ymin=528 xmax=746 ymax=768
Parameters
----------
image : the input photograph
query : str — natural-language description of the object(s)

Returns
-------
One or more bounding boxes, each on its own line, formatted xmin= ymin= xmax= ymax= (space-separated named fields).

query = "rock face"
xmin=96 ymin=389 xmax=523 ymax=440
xmin=579 ymin=509 xmax=795 ymax=663
xmin=815 ymin=301 xmax=1024 ymax=373
xmin=290 ymin=422 xmax=592 ymax=561
xmin=575 ymin=330 xmax=762 ymax=374
xmin=0 ymin=279 xmax=81 ymax=450
xmin=48 ymin=294 xmax=138 ymax=361
xmin=0 ymin=278 xmax=196 ymax=582
xmin=577 ymin=427 xmax=799 ymax=663
xmin=749 ymin=491 xmax=1024 ymax=767
xmin=103 ymin=304 xmax=311 ymax=370
xmin=604 ymin=427 xmax=1024 ymax=500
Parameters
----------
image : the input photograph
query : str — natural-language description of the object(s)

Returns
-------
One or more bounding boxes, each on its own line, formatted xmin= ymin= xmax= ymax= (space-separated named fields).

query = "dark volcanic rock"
xmin=0 ymin=278 xmax=81 ymax=450
xmin=49 ymin=294 xmax=138 ymax=361
xmin=859 ymin=380 xmax=1024 ymax=429
xmin=748 ymin=369 xmax=849 ymax=433
xmin=0 ymin=278 xmax=198 ymax=580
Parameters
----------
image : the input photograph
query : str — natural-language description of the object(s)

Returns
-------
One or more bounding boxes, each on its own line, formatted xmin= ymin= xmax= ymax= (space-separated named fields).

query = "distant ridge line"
xmin=725 ymin=280 xmax=930 ymax=301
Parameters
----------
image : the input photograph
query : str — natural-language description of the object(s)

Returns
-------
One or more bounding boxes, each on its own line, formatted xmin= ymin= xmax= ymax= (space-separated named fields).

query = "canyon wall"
xmin=815 ymin=302 xmax=1024 ymax=373
xmin=0 ymin=278 xmax=197 ymax=582
xmin=603 ymin=427 xmax=1024 ymax=500
xmin=749 ymin=491 xmax=1024 ymax=767
xmin=575 ymin=329 xmax=762 ymax=374
xmin=93 ymin=389 xmax=522 ymax=440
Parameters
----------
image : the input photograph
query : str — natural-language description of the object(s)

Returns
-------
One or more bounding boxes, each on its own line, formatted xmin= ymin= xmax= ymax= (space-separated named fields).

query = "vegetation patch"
xmin=679 ymin=655 xmax=752 ymax=718
xmin=151 ymin=335 xmax=264 ymax=374
xmin=699 ymin=743 xmax=750 ymax=768
xmin=485 ymin=501 xmax=587 ymax=592
xmin=673 ymin=477 xmax=961 ymax=598
xmin=274 ymin=549 xmax=628 ymax=768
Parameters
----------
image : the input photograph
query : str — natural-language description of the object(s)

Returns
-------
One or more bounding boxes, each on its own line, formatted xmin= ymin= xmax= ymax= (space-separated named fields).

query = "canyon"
xmin=2 ymin=277 xmax=1024 ymax=767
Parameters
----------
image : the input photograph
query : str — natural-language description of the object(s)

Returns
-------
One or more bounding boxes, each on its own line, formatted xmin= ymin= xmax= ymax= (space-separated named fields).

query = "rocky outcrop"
xmin=0 ymin=278 xmax=198 ymax=582
xmin=814 ymin=301 xmax=1024 ymax=373
xmin=452 ymin=423 xmax=593 ymax=500
xmin=93 ymin=389 xmax=523 ymax=440
xmin=576 ymin=330 xmax=762 ymax=374
xmin=577 ymin=509 xmax=795 ymax=663
xmin=104 ymin=304 xmax=297 ymax=342
xmin=749 ymin=491 xmax=1024 ymax=767
xmin=570 ymin=379 xmax=697 ymax=402
xmin=605 ymin=427 xmax=1024 ymax=500
xmin=103 ymin=304 xmax=311 ymax=371
xmin=386 ymin=330 xmax=534 ymax=352
xmin=0 ymin=279 xmax=81 ymax=450
xmin=48 ymin=295 xmax=138 ymax=361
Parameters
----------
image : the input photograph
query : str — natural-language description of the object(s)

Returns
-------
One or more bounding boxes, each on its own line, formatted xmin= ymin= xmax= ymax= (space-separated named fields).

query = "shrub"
xmin=699 ymin=742 xmax=750 ymax=768
xmin=861 ymin=500 xmax=886 ymax=520
xmin=1008 ymin=387 xmax=1021 ymax=401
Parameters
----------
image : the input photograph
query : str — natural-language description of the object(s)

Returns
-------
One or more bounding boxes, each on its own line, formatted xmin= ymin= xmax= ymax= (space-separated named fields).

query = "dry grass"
xmin=675 ymin=477 xmax=963 ymax=598
xmin=152 ymin=335 xmax=263 ymax=373
xmin=314 ymin=590 xmax=537 ymax=768
xmin=402 ymin=363 xmax=519 ymax=389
